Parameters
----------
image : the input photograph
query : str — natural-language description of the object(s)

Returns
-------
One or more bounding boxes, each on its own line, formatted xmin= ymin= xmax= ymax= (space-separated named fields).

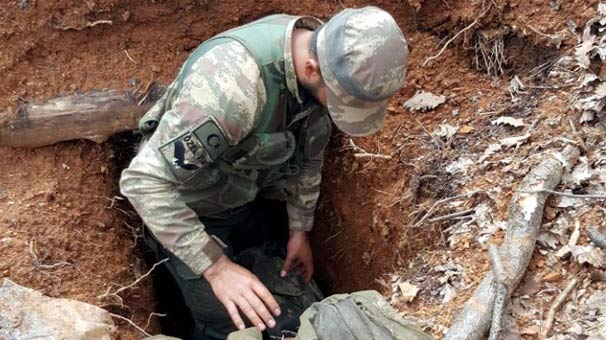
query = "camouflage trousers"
xmin=143 ymin=201 xmax=322 ymax=340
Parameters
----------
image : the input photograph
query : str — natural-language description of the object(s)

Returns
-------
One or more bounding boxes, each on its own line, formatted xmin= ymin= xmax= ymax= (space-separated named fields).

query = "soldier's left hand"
xmin=281 ymin=230 xmax=313 ymax=283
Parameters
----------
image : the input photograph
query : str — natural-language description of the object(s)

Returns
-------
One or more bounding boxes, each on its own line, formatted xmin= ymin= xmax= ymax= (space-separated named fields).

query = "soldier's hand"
xmin=281 ymin=230 xmax=314 ymax=284
xmin=203 ymin=255 xmax=281 ymax=332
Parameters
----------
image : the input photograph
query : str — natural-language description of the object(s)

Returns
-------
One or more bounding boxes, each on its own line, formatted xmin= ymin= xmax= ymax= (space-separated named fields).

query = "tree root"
xmin=444 ymin=145 xmax=580 ymax=340
xmin=587 ymin=226 xmax=606 ymax=249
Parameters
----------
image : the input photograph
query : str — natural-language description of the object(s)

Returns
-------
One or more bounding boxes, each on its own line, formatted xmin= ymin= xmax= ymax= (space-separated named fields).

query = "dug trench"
xmin=104 ymin=24 xmax=567 ymax=336
xmin=0 ymin=0 xmax=600 ymax=338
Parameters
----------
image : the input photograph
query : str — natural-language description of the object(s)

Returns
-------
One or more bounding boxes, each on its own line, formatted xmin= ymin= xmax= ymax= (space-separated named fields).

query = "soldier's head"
xmin=300 ymin=7 xmax=409 ymax=136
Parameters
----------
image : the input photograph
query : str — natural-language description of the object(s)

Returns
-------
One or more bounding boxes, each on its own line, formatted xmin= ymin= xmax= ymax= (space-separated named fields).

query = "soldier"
xmin=120 ymin=6 xmax=408 ymax=340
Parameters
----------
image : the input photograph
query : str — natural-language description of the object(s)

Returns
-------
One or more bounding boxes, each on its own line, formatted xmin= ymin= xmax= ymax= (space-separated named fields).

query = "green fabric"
xmin=227 ymin=291 xmax=433 ymax=340
xmin=138 ymin=14 xmax=328 ymax=212
xmin=226 ymin=327 xmax=261 ymax=340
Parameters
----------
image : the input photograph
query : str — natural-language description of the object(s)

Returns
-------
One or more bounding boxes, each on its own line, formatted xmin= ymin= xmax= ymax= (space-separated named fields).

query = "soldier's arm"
xmin=286 ymin=110 xmax=332 ymax=232
xmin=120 ymin=41 xmax=264 ymax=275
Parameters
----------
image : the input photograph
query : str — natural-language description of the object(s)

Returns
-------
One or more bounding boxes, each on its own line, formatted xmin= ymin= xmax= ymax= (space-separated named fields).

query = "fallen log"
xmin=0 ymin=85 xmax=165 ymax=148
xmin=444 ymin=145 xmax=580 ymax=340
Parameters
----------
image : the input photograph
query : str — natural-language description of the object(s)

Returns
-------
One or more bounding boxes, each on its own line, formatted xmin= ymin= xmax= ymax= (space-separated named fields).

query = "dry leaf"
xmin=432 ymin=123 xmax=458 ymax=140
xmin=542 ymin=272 xmax=563 ymax=283
xmin=398 ymin=281 xmax=420 ymax=303
xmin=478 ymin=143 xmax=502 ymax=164
xmin=403 ymin=91 xmax=446 ymax=112
xmin=570 ymin=245 xmax=606 ymax=268
xmin=491 ymin=116 xmax=526 ymax=128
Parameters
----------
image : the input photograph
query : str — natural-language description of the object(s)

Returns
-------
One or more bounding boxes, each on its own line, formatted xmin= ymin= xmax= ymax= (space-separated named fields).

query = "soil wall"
xmin=1 ymin=0 xmax=601 ymax=337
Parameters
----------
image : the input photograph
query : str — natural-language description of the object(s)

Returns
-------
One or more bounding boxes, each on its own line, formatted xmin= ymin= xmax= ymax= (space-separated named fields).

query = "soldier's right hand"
xmin=203 ymin=255 xmax=281 ymax=332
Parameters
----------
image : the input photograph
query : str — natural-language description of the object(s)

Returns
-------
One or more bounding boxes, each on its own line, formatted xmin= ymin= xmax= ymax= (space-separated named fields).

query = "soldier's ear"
xmin=304 ymin=58 xmax=321 ymax=79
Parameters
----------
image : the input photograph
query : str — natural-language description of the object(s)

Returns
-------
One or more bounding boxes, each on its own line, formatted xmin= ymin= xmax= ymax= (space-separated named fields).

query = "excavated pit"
xmin=2 ymin=0 xmax=598 ymax=338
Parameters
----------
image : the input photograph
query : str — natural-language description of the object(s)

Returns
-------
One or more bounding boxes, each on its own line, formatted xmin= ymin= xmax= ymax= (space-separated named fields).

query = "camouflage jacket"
xmin=120 ymin=15 xmax=327 ymax=275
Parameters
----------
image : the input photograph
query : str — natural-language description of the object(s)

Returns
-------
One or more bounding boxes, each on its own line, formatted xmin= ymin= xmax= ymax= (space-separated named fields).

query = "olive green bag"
xmin=227 ymin=290 xmax=433 ymax=340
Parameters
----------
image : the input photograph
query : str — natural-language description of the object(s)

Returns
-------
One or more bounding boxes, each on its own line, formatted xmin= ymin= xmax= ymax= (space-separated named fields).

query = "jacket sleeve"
xmin=120 ymin=137 xmax=225 ymax=275
xmin=120 ymin=41 xmax=264 ymax=275
xmin=286 ymin=110 xmax=331 ymax=232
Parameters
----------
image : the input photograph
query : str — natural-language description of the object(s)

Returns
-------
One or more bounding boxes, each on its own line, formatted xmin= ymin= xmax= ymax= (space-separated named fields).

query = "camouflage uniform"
xmin=121 ymin=6 xmax=408 ymax=340
xmin=121 ymin=15 xmax=326 ymax=276
xmin=121 ymin=14 xmax=327 ymax=340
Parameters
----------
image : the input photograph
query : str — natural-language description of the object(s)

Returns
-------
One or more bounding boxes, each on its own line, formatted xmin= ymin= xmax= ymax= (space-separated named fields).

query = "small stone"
xmin=122 ymin=10 xmax=131 ymax=22
xmin=542 ymin=272 xmax=562 ymax=283
xmin=398 ymin=281 xmax=420 ymax=303
xmin=68 ymin=83 xmax=77 ymax=91
xmin=151 ymin=65 xmax=161 ymax=73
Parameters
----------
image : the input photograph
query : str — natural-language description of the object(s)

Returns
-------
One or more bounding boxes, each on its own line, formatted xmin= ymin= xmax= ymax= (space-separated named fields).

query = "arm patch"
xmin=160 ymin=117 xmax=229 ymax=182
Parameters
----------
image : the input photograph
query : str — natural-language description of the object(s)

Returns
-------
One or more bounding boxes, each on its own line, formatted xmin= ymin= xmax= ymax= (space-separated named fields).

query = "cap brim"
xmin=317 ymin=25 xmax=387 ymax=137
xmin=326 ymin=90 xmax=387 ymax=137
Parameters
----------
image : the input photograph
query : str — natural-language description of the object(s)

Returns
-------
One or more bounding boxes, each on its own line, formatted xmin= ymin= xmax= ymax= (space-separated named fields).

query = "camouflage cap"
xmin=317 ymin=6 xmax=409 ymax=136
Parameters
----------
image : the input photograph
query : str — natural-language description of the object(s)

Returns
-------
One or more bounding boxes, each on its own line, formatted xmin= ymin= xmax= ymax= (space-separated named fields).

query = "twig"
xmin=59 ymin=20 xmax=113 ymax=31
xmin=568 ymin=118 xmax=588 ymax=152
xmin=29 ymin=240 xmax=74 ymax=270
xmin=137 ymin=79 xmax=155 ymax=106
xmin=109 ymin=313 xmax=151 ymax=337
xmin=98 ymin=258 xmax=168 ymax=300
xmin=414 ymin=118 xmax=445 ymax=150
xmin=526 ymin=24 xmax=554 ymax=39
xmin=423 ymin=4 xmax=492 ymax=67
xmin=123 ymin=221 xmax=140 ymax=247
xmin=124 ymin=49 xmax=138 ymax=65
xmin=488 ymin=245 xmax=507 ymax=340
xmin=29 ymin=240 xmax=39 ymax=265
xmin=414 ymin=192 xmax=479 ymax=227
xmin=347 ymin=138 xmax=391 ymax=160
xmin=104 ymin=195 xmax=125 ymax=209
xmin=520 ymin=189 xmax=606 ymax=199
xmin=323 ymin=230 xmax=343 ymax=244
xmin=353 ymin=153 xmax=392 ymax=160
xmin=428 ymin=208 xmax=475 ymax=223
xmin=145 ymin=312 xmax=167 ymax=330
xmin=540 ymin=278 xmax=578 ymax=339
xmin=569 ymin=218 xmax=581 ymax=246
xmin=38 ymin=261 xmax=74 ymax=270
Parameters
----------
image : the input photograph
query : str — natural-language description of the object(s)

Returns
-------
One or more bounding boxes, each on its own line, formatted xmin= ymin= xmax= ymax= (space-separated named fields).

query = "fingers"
xmin=252 ymin=282 xmax=281 ymax=317
xmin=225 ymin=301 xmax=246 ymax=330
xmin=244 ymin=291 xmax=276 ymax=329
xmin=280 ymin=255 xmax=294 ymax=278
xmin=237 ymin=294 xmax=267 ymax=331
xmin=294 ymin=263 xmax=306 ymax=276
xmin=304 ymin=261 xmax=314 ymax=284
